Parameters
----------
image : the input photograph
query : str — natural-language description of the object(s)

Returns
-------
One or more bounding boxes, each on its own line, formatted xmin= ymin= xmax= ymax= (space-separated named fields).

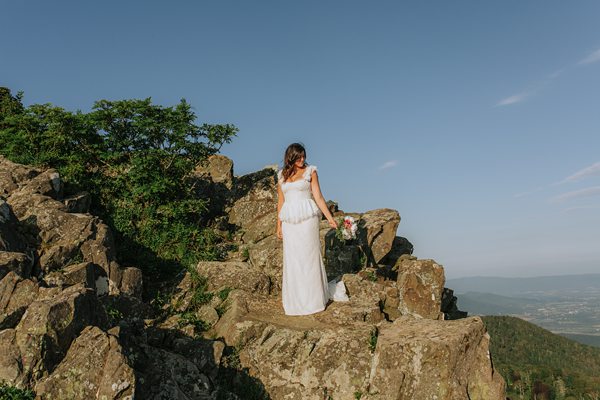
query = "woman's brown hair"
xmin=282 ymin=143 xmax=306 ymax=182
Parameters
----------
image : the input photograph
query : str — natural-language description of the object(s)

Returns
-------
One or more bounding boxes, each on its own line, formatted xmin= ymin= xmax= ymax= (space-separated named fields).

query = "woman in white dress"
xmin=276 ymin=143 xmax=341 ymax=316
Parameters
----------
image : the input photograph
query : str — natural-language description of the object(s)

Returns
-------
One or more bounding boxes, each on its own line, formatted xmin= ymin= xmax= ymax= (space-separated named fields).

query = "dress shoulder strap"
xmin=303 ymin=165 xmax=318 ymax=181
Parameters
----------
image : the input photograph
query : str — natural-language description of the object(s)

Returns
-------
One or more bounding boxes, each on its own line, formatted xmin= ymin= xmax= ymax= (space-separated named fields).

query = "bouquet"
xmin=335 ymin=215 xmax=357 ymax=241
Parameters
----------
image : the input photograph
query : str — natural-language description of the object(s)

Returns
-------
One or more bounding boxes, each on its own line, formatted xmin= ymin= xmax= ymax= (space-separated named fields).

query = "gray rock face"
xmin=0 ymin=272 xmax=38 ymax=329
xmin=8 ymin=284 xmax=106 ymax=385
xmin=0 ymin=251 xmax=33 ymax=280
xmin=197 ymin=260 xmax=272 ymax=295
xmin=34 ymin=326 xmax=135 ymax=400
xmin=369 ymin=316 xmax=506 ymax=399
xmin=358 ymin=208 xmax=401 ymax=266
xmin=0 ymin=156 xmax=138 ymax=296
xmin=195 ymin=154 xmax=234 ymax=190
xmin=396 ymin=258 xmax=446 ymax=320
xmin=210 ymin=289 xmax=505 ymax=400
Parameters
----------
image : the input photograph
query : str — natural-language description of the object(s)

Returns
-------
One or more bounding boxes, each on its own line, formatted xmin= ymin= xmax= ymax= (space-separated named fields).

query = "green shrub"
xmin=0 ymin=381 xmax=35 ymax=400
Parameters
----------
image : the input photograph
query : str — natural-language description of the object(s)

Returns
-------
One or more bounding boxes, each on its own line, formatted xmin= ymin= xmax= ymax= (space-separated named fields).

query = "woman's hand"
xmin=276 ymin=226 xmax=283 ymax=240
xmin=328 ymin=218 xmax=338 ymax=229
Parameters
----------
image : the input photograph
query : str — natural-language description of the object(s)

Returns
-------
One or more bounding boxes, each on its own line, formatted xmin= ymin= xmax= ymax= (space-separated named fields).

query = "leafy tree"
xmin=0 ymin=88 xmax=238 ymax=284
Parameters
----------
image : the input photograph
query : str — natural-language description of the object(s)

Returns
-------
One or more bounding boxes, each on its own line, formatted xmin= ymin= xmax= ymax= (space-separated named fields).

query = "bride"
xmin=276 ymin=143 xmax=348 ymax=316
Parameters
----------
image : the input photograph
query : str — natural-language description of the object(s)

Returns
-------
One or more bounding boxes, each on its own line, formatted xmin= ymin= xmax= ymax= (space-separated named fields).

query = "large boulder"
xmin=357 ymin=208 xmax=401 ymax=266
xmin=396 ymin=258 xmax=445 ymax=320
xmin=195 ymin=154 xmax=234 ymax=190
xmin=0 ymin=272 xmax=38 ymax=329
xmin=227 ymin=168 xmax=278 ymax=240
xmin=0 ymin=251 xmax=33 ymax=280
xmin=34 ymin=326 xmax=135 ymax=400
xmin=10 ymin=284 xmax=106 ymax=385
xmin=247 ymin=235 xmax=283 ymax=292
xmin=369 ymin=316 xmax=506 ymax=399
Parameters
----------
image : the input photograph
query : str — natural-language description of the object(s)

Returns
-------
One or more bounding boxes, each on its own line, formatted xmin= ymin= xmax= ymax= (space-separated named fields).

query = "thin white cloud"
xmin=378 ymin=160 xmax=398 ymax=170
xmin=578 ymin=48 xmax=600 ymax=65
xmin=551 ymin=186 xmax=600 ymax=203
xmin=495 ymin=91 xmax=531 ymax=107
xmin=556 ymin=161 xmax=600 ymax=184
xmin=563 ymin=205 xmax=600 ymax=213
xmin=514 ymin=186 xmax=545 ymax=198
xmin=547 ymin=69 xmax=564 ymax=79
xmin=496 ymin=47 xmax=600 ymax=107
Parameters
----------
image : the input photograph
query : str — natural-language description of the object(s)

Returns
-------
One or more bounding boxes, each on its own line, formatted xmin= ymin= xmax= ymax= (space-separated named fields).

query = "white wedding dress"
xmin=278 ymin=164 xmax=349 ymax=316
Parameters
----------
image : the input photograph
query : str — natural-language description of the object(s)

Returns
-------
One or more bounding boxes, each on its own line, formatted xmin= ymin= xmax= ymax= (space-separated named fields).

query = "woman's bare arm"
xmin=310 ymin=170 xmax=337 ymax=226
xmin=276 ymin=181 xmax=284 ymax=239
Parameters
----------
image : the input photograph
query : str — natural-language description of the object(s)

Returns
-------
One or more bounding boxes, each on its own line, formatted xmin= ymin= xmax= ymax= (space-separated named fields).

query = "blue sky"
xmin=2 ymin=1 xmax=599 ymax=278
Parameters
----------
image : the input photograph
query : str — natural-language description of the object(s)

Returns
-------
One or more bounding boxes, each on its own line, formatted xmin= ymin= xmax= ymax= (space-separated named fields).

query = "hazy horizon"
xmin=2 ymin=1 xmax=599 ymax=279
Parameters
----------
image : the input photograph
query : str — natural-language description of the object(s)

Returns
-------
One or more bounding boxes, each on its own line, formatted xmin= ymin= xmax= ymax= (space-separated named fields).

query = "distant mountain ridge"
xmin=447 ymin=273 xmax=600 ymax=296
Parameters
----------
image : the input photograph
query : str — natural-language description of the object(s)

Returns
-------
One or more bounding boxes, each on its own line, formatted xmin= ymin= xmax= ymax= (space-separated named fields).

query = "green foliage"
xmin=369 ymin=327 xmax=378 ymax=353
xmin=353 ymin=391 xmax=362 ymax=400
xmin=217 ymin=287 xmax=233 ymax=301
xmin=482 ymin=315 xmax=600 ymax=399
xmin=241 ymin=246 xmax=250 ymax=260
xmin=366 ymin=270 xmax=377 ymax=282
xmin=0 ymin=381 xmax=35 ymax=400
xmin=105 ymin=305 xmax=124 ymax=325
xmin=177 ymin=311 xmax=210 ymax=334
xmin=187 ymin=266 xmax=214 ymax=308
xmin=0 ymin=88 xmax=238 ymax=281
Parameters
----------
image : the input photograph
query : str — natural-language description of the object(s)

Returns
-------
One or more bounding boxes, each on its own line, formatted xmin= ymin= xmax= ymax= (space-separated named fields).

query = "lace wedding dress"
xmin=278 ymin=164 xmax=348 ymax=316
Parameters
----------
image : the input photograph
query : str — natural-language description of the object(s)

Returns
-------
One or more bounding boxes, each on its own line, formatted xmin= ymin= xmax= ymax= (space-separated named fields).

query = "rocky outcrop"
xmin=34 ymin=326 xmax=135 ymax=400
xmin=0 ymin=156 xmax=139 ymax=296
xmin=0 ymin=155 xmax=504 ymax=399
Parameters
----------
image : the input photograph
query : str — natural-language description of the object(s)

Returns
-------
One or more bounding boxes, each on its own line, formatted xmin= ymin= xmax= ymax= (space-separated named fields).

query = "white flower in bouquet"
xmin=336 ymin=215 xmax=357 ymax=241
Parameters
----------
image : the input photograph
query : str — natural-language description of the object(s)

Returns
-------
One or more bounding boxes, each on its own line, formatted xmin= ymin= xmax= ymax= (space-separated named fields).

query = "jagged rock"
xmin=0 ymin=199 xmax=27 ymax=253
xmin=228 ymin=168 xmax=278 ymax=238
xmin=196 ymin=261 xmax=271 ymax=295
xmin=246 ymin=236 xmax=282 ymax=292
xmin=197 ymin=305 xmax=220 ymax=327
xmin=0 ymin=156 xmax=41 ymax=196
xmin=241 ymin=212 xmax=277 ymax=244
xmin=63 ymin=191 xmax=91 ymax=213
xmin=0 ymin=329 xmax=24 ymax=386
xmin=441 ymin=287 xmax=469 ymax=320
xmin=0 ymin=272 xmax=39 ymax=329
xmin=120 ymin=267 xmax=143 ymax=299
xmin=0 ymin=251 xmax=33 ymax=280
xmin=11 ymin=284 xmax=107 ymax=385
xmin=11 ymin=168 xmax=63 ymax=200
xmin=0 ymin=158 xmax=133 ymax=295
xmin=397 ymin=258 xmax=445 ymax=320
xmin=380 ymin=236 xmax=414 ymax=266
xmin=43 ymin=262 xmax=99 ymax=290
xmin=195 ymin=154 xmax=234 ymax=190
xmin=358 ymin=208 xmax=401 ymax=265
xmin=134 ymin=344 xmax=213 ymax=399
xmin=368 ymin=316 xmax=506 ymax=399
xmin=341 ymin=274 xmax=385 ymax=323
xmin=34 ymin=326 xmax=135 ymax=400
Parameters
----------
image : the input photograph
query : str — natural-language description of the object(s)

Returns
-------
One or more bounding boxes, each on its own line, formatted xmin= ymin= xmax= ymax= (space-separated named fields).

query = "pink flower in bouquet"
xmin=336 ymin=215 xmax=357 ymax=240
